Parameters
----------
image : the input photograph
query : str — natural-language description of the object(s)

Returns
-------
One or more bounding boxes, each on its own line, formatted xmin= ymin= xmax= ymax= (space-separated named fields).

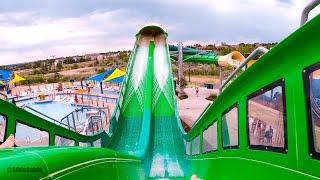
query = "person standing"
xmin=196 ymin=87 xmax=199 ymax=97
xmin=74 ymin=94 xmax=79 ymax=104
xmin=260 ymin=122 xmax=267 ymax=143
xmin=265 ymin=126 xmax=274 ymax=144
xmin=86 ymin=83 xmax=91 ymax=94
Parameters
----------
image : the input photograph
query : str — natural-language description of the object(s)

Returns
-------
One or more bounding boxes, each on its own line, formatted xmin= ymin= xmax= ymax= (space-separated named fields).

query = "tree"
xmin=72 ymin=63 xmax=79 ymax=69
xmin=40 ymin=62 xmax=48 ymax=73
xmin=64 ymin=57 xmax=76 ymax=64
xmin=54 ymin=72 xmax=61 ymax=81
xmin=33 ymin=75 xmax=45 ymax=83
xmin=79 ymin=57 xmax=88 ymax=62
xmin=118 ymin=51 xmax=129 ymax=62
xmin=33 ymin=69 xmax=41 ymax=75
xmin=97 ymin=68 xmax=105 ymax=74
xmin=56 ymin=62 xmax=63 ymax=71
xmin=33 ymin=60 xmax=42 ymax=68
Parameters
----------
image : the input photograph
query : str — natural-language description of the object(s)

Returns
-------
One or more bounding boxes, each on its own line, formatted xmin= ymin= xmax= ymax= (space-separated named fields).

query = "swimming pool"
xmin=27 ymin=101 xmax=77 ymax=121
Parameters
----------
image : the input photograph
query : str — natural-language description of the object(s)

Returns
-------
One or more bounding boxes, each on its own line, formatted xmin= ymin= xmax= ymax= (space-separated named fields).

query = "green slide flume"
xmin=107 ymin=25 xmax=188 ymax=178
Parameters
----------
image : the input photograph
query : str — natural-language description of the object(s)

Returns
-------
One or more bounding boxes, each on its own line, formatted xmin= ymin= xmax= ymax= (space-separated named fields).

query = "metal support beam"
xmin=188 ymin=63 xmax=191 ymax=82
xmin=219 ymin=66 xmax=222 ymax=86
xmin=100 ymin=82 xmax=103 ymax=94
xmin=178 ymin=42 xmax=183 ymax=87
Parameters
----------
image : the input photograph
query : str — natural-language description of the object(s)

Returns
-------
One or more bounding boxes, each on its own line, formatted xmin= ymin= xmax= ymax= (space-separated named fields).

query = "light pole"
xmin=178 ymin=42 xmax=183 ymax=89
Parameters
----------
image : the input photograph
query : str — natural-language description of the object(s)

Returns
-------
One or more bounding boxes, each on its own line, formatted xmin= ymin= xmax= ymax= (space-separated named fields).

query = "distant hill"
xmin=1 ymin=42 xmax=277 ymax=85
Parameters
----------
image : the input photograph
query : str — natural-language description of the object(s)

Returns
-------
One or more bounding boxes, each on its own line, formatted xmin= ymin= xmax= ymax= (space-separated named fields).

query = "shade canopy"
xmin=87 ymin=68 xmax=115 ymax=82
xmin=103 ymin=68 xmax=126 ymax=83
xmin=0 ymin=69 xmax=12 ymax=82
xmin=10 ymin=73 xmax=26 ymax=84
xmin=0 ymin=69 xmax=26 ymax=84
xmin=107 ymin=75 xmax=125 ymax=83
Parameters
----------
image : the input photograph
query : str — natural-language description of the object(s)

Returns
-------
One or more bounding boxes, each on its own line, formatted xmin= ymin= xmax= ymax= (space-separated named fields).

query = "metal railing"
xmin=0 ymin=92 xmax=8 ymax=100
xmin=24 ymin=105 xmax=109 ymax=135
xmin=300 ymin=0 xmax=320 ymax=26
xmin=56 ymin=93 xmax=117 ymax=107
xmin=81 ymin=115 xmax=104 ymax=135
xmin=219 ymin=47 xmax=269 ymax=92
xmin=59 ymin=106 xmax=108 ymax=135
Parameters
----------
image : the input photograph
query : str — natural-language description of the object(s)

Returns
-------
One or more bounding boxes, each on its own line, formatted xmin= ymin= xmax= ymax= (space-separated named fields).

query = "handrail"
xmin=0 ymin=92 xmax=8 ymax=100
xmin=300 ymin=0 xmax=320 ymax=26
xmin=59 ymin=107 xmax=81 ymax=122
xmin=59 ymin=106 xmax=107 ymax=132
xmin=219 ymin=47 xmax=269 ymax=92
xmin=81 ymin=115 xmax=104 ymax=135
xmin=58 ymin=92 xmax=118 ymax=101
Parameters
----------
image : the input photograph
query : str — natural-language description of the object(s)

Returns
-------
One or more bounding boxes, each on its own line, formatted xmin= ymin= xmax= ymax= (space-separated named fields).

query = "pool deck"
xmin=10 ymin=83 xmax=215 ymax=129
xmin=10 ymin=83 xmax=120 ymax=99
xmin=177 ymin=87 xmax=217 ymax=127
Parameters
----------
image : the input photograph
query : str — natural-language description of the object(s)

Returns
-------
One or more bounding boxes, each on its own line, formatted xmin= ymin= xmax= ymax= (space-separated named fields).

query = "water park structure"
xmin=1 ymin=0 xmax=320 ymax=179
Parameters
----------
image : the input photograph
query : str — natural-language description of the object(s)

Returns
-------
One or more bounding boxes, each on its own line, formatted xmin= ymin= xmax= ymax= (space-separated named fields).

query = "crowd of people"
xmin=250 ymin=117 xmax=274 ymax=145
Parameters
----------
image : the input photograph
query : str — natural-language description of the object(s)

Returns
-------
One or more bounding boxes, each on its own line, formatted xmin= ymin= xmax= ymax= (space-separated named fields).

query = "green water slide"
xmin=169 ymin=44 xmax=246 ymax=70
xmin=107 ymin=25 xmax=189 ymax=177
xmin=169 ymin=45 xmax=219 ymax=64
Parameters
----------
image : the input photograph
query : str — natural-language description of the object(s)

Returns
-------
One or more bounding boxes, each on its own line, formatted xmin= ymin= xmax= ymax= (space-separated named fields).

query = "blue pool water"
xmin=28 ymin=101 xmax=77 ymax=120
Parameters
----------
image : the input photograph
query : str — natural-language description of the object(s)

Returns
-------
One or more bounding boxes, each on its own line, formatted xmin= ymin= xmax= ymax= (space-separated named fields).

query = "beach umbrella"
xmin=103 ymin=68 xmax=126 ymax=83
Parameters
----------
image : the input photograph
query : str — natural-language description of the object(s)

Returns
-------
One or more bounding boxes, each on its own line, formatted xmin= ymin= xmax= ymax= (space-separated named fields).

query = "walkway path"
xmin=177 ymin=87 xmax=217 ymax=127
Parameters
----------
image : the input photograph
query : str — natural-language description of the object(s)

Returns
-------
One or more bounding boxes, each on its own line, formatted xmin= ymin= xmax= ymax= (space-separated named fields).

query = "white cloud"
xmin=0 ymin=0 xmax=317 ymax=65
xmin=0 ymin=9 xmax=144 ymax=65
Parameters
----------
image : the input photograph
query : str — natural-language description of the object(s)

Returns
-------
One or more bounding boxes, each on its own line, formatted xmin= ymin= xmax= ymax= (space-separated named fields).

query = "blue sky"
xmin=0 ymin=0 xmax=317 ymax=65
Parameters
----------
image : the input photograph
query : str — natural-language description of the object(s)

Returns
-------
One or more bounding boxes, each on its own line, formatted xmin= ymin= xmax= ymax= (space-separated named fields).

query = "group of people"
xmin=250 ymin=117 xmax=274 ymax=144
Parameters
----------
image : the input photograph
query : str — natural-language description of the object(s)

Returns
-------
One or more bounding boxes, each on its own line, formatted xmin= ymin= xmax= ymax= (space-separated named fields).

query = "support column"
xmin=188 ymin=63 xmax=191 ymax=83
xmin=100 ymin=82 xmax=103 ymax=94
xmin=219 ymin=66 xmax=222 ymax=86
xmin=178 ymin=42 xmax=183 ymax=88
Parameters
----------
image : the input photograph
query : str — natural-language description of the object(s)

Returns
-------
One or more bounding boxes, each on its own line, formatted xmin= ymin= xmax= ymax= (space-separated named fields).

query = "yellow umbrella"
xmin=10 ymin=73 xmax=26 ymax=84
xmin=0 ymin=80 xmax=4 ymax=85
xmin=103 ymin=68 xmax=126 ymax=82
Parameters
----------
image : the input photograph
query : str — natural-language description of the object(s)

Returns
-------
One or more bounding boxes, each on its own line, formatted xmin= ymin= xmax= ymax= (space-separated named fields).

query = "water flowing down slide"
xmin=106 ymin=25 xmax=189 ymax=178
